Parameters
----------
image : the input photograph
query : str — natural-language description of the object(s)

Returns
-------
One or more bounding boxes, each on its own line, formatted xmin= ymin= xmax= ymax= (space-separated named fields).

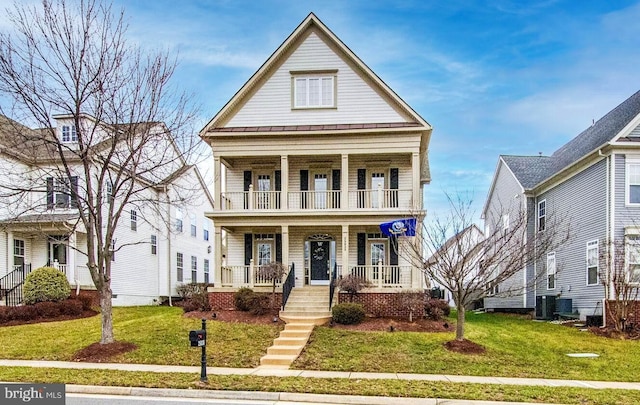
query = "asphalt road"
xmin=67 ymin=393 xmax=338 ymax=405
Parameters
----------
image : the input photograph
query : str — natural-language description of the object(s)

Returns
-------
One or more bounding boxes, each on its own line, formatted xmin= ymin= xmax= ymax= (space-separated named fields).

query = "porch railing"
xmin=288 ymin=190 xmax=341 ymax=210
xmin=281 ymin=263 xmax=295 ymax=310
xmin=348 ymin=188 xmax=411 ymax=209
xmin=220 ymin=260 xmax=288 ymax=288
xmin=0 ymin=263 xmax=33 ymax=306
xmin=349 ymin=264 xmax=412 ymax=288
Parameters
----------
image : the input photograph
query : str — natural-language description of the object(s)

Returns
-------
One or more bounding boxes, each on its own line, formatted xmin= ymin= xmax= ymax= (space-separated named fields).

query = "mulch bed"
xmin=0 ymin=309 xmax=98 ymax=328
xmin=329 ymin=316 xmax=453 ymax=333
xmin=444 ymin=339 xmax=486 ymax=354
xmin=588 ymin=326 xmax=640 ymax=340
xmin=72 ymin=341 xmax=138 ymax=362
xmin=184 ymin=309 xmax=285 ymax=325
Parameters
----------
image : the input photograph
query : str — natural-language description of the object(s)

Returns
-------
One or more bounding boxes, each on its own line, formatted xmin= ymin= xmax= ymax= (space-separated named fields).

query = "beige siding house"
xmin=201 ymin=13 xmax=432 ymax=316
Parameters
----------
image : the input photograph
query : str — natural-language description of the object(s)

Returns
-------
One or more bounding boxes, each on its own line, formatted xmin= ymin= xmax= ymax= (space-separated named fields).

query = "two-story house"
xmin=0 ymin=113 xmax=214 ymax=306
xmin=200 ymin=13 xmax=432 ymax=318
xmin=482 ymin=90 xmax=640 ymax=322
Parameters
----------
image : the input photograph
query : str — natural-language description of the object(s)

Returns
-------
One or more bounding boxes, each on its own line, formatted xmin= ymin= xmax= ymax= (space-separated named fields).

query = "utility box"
xmin=189 ymin=329 xmax=206 ymax=347
xmin=556 ymin=298 xmax=573 ymax=314
xmin=535 ymin=295 xmax=556 ymax=320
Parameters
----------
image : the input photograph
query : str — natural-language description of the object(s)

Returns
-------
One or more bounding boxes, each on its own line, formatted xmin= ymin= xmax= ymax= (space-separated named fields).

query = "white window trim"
xmin=625 ymin=158 xmax=640 ymax=206
xmin=586 ymin=239 xmax=599 ymax=286
xmin=61 ymin=125 xmax=78 ymax=143
xmin=292 ymin=73 xmax=336 ymax=109
xmin=547 ymin=251 xmax=556 ymax=290
xmin=538 ymin=199 xmax=546 ymax=232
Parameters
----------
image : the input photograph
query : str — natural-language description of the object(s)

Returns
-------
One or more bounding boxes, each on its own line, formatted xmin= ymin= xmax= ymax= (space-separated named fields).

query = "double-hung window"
xmin=547 ymin=252 xmax=556 ymax=289
xmin=586 ymin=240 xmax=598 ymax=285
xmin=175 ymin=208 xmax=183 ymax=232
xmin=292 ymin=72 xmax=336 ymax=109
xmin=627 ymin=161 xmax=640 ymax=204
xmin=190 ymin=214 xmax=196 ymax=237
xmin=130 ymin=210 xmax=137 ymax=231
xmin=204 ymin=259 xmax=210 ymax=284
xmin=627 ymin=235 xmax=640 ymax=284
xmin=176 ymin=252 xmax=184 ymax=282
xmin=191 ymin=255 xmax=197 ymax=283
xmin=150 ymin=235 xmax=157 ymax=255
xmin=203 ymin=219 xmax=209 ymax=241
xmin=14 ymin=239 xmax=25 ymax=267
xmin=61 ymin=125 xmax=77 ymax=143
xmin=538 ymin=200 xmax=546 ymax=231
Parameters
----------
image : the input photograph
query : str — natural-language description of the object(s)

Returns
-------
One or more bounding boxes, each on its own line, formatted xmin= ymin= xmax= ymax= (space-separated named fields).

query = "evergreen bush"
xmin=332 ymin=303 xmax=366 ymax=325
xmin=23 ymin=267 xmax=70 ymax=305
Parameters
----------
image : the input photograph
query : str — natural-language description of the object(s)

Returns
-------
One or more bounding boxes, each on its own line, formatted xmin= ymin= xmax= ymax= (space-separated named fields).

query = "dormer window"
xmin=61 ymin=125 xmax=77 ymax=143
xmin=292 ymin=70 xmax=336 ymax=109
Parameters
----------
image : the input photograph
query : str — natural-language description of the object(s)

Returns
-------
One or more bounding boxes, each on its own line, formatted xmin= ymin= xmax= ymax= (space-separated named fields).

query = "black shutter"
xmin=300 ymin=170 xmax=308 ymax=209
xmin=332 ymin=169 xmax=341 ymax=209
xmin=276 ymin=234 xmax=282 ymax=263
xmin=46 ymin=177 xmax=54 ymax=209
xmin=243 ymin=171 xmax=252 ymax=209
xmin=70 ymin=176 xmax=79 ymax=208
xmin=244 ymin=234 xmax=253 ymax=266
xmin=389 ymin=236 xmax=398 ymax=265
xmin=275 ymin=170 xmax=281 ymax=209
xmin=390 ymin=168 xmax=399 ymax=208
xmin=357 ymin=169 xmax=366 ymax=208
xmin=357 ymin=233 xmax=366 ymax=266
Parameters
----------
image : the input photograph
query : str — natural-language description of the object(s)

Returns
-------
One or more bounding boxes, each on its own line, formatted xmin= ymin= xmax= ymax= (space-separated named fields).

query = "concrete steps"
xmin=260 ymin=287 xmax=332 ymax=368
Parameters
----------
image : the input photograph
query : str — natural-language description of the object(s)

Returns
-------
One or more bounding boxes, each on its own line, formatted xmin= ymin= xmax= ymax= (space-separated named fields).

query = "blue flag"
xmin=380 ymin=218 xmax=417 ymax=237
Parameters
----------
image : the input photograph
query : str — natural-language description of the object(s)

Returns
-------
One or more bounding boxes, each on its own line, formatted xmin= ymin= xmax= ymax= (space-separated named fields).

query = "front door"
xmin=310 ymin=240 xmax=330 ymax=285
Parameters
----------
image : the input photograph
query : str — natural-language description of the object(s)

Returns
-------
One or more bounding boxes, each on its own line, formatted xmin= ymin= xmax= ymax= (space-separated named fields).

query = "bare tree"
xmin=599 ymin=237 xmax=640 ymax=332
xmin=403 ymin=193 xmax=570 ymax=342
xmin=336 ymin=274 xmax=371 ymax=303
xmin=0 ymin=0 xmax=198 ymax=344
xmin=397 ymin=289 xmax=424 ymax=322
xmin=256 ymin=262 xmax=287 ymax=310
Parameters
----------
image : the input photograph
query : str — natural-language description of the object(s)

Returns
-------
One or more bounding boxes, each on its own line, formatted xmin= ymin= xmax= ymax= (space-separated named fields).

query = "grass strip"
xmin=1 ymin=366 xmax=639 ymax=405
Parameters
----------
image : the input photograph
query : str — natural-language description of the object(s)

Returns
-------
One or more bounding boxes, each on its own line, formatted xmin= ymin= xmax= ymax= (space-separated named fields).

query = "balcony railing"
xmin=220 ymin=260 xmax=290 ymax=288
xmin=219 ymin=188 xmax=412 ymax=211
xmin=348 ymin=264 xmax=412 ymax=288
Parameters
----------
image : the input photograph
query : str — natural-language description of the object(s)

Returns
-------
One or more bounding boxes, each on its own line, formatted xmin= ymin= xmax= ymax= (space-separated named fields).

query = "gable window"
xmin=61 ymin=125 xmax=77 ymax=143
xmin=538 ymin=200 xmax=546 ymax=231
xmin=150 ymin=235 xmax=157 ymax=255
xmin=204 ymin=259 xmax=210 ymax=284
xmin=175 ymin=208 xmax=183 ymax=232
xmin=176 ymin=252 xmax=183 ymax=282
xmin=191 ymin=255 xmax=197 ymax=282
xmin=14 ymin=239 xmax=25 ymax=267
xmin=47 ymin=176 xmax=79 ymax=209
xmin=292 ymin=72 xmax=336 ymax=109
xmin=586 ymin=240 xmax=598 ymax=285
xmin=627 ymin=235 xmax=640 ymax=284
xmin=628 ymin=163 xmax=640 ymax=204
xmin=547 ymin=252 xmax=556 ymax=290
xmin=130 ymin=210 xmax=137 ymax=231
xmin=502 ymin=214 xmax=510 ymax=233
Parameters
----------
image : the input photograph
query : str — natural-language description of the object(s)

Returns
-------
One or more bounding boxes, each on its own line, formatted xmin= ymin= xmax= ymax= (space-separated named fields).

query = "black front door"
xmin=310 ymin=240 xmax=330 ymax=284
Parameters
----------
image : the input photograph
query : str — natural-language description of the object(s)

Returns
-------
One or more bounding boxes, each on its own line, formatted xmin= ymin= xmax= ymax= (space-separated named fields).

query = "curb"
xmin=65 ymin=384 xmax=562 ymax=405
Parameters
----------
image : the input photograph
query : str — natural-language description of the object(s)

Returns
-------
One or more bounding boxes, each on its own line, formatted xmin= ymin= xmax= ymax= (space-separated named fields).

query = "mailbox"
xmin=189 ymin=329 xmax=206 ymax=347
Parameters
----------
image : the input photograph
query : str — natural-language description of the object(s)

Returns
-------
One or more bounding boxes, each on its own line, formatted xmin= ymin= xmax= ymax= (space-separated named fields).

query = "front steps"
xmin=259 ymin=287 xmax=332 ymax=367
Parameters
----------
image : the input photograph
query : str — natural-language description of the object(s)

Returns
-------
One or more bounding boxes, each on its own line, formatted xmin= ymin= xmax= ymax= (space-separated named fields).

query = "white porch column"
xmin=412 ymin=152 xmax=421 ymax=210
xmin=281 ymin=225 xmax=289 ymax=267
xmin=214 ymin=226 xmax=222 ymax=286
xmin=281 ymin=155 xmax=289 ymax=210
xmin=68 ymin=232 xmax=77 ymax=289
xmin=6 ymin=231 xmax=13 ymax=274
xmin=213 ymin=156 xmax=222 ymax=210
xmin=341 ymin=154 xmax=349 ymax=210
xmin=341 ymin=224 xmax=349 ymax=277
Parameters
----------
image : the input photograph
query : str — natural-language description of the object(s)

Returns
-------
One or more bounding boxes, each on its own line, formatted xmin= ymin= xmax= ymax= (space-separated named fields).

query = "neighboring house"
xmin=424 ymin=224 xmax=485 ymax=308
xmin=200 ymin=13 xmax=432 ymax=317
xmin=0 ymin=113 xmax=214 ymax=306
xmin=482 ymin=90 xmax=640 ymax=321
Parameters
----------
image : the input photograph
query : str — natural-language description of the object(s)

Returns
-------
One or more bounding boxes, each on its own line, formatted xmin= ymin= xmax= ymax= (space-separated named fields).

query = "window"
xmin=586 ymin=240 xmax=598 ymax=285
xmin=191 ymin=255 xmax=197 ymax=282
xmin=175 ymin=208 xmax=183 ymax=232
xmin=538 ymin=200 xmax=546 ymax=231
xmin=502 ymin=214 xmax=510 ymax=233
xmin=190 ymin=213 xmax=196 ymax=237
xmin=547 ymin=252 xmax=556 ymax=289
xmin=150 ymin=235 xmax=157 ymax=255
xmin=487 ymin=266 xmax=499 ymax=296
xmin=293 ymin=74 xmax=335 ymax=108
xmin=105 ymin=181 xmax=114 ymax=204
xmin=627 ymin=235 xmax=640 ymax=283
xmin=110 ymin=239 xmax=116 ymax=262
xmin=176 ymin=252 xmax=183 ymax=282
xmin=47 ymin=177 xmax=78 ymax=209
xmin=203 ymin=219 xmax=209 ymax=241
xmin=61 ymin=125 xmax=77 ymax=143
xmin=14 ymin=239 xmax=25 ymax=266
xmin=130 ymin=210 xmax=137 ymax=231
xmin=204 ymin=259 xmax=210 ymax=284
xmin=628 ymin=163 xmax=640 ymax=204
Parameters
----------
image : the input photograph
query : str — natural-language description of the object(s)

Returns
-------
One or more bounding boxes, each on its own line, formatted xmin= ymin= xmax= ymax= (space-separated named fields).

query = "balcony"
xmin=219 ymin=188 xmax=413 ymax=212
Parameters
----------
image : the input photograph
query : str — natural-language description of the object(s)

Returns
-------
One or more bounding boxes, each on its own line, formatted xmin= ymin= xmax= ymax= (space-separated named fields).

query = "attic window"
xmin=61 ymin=125 xmax=77 ymax=143
xmin=292 ymin=71 xmax=336 ymax=109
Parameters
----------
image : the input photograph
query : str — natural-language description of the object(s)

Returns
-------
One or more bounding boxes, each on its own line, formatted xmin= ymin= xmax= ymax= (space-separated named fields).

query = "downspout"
xmin=165 ymin=185 xmax=172 ymax=306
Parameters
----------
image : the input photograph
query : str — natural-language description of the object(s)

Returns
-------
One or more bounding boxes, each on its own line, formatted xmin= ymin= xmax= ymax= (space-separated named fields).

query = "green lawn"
xmin=293 ymin=311 xmax=640 ymax=382
xmin=0 ymin=306 xmax=282 ymax=368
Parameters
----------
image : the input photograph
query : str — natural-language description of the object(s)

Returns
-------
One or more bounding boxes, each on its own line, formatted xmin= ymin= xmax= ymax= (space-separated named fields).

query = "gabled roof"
xmin=199 ymin=12 xmax=431 ymax=135
xmin=501 ymin=89 xmax=640 ymax=191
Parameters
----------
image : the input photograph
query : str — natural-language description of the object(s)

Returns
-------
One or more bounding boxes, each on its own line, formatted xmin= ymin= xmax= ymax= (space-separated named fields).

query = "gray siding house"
xmin=482 ymin=90 xmax=640 ymax=321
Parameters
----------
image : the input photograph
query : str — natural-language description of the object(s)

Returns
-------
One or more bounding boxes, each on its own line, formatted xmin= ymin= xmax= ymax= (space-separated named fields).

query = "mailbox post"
xmin=188 ymin=319 xmax=207 ymax=382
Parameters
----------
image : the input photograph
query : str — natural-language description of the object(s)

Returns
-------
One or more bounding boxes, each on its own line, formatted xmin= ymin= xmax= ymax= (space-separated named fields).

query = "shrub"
xmin=332 ymin=303 xmax=365 ymax=325
xmin=336 ymin=275 xmax=371 ymax=302
xmin=398 ymin=290 xmax=426 ymax=322
xmin=424 ymin=298 xmax=450 ymax=320
xmin=247 ymin=293 xmax=270 ymax=316
xmin=59 ymin=299 xmax=84 ymax=316
xmin=23 ymin=267 xmax=70 ymax=305
xmin=73 ymin=294 xmax=94 ymax=311
xmin=15 ymin=305 xmax=38 ymax=321
xmin=234 ymin=287 xmax=255 ymax=311
xmin=177 ymin=283 xmax=210 ymax=312
xmin=34 ymin=301 xmax=60 ymax=318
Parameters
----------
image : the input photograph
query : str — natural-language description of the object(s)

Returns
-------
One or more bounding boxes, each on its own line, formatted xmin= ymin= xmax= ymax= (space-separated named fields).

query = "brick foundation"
xmin=605 ymin=300 xmax=640 ymax=328
xmin=208 ymin=291 xmax=283 ymax=311
xmin=338 ymin=292 xmax=425 ymax=319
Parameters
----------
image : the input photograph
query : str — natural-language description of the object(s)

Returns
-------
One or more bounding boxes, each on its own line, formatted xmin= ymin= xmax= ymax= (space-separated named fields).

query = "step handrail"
xmin=328 ymin=262 xmax=338 ymax=310
xmin=0 ymin=264 xmax=33 ymax=306
xmin=281 ymin=263 xmax=295 ymax=310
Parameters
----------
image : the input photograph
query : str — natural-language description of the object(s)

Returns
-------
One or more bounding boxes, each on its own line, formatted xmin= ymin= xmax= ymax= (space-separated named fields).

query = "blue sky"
xmin=4 ymin=0 xmax=640 ymax=220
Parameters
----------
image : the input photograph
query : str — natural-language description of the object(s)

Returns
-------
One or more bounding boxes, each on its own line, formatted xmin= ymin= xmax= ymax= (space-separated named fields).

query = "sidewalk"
xmin=1 ymin=359 xmax=639 ymax=391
